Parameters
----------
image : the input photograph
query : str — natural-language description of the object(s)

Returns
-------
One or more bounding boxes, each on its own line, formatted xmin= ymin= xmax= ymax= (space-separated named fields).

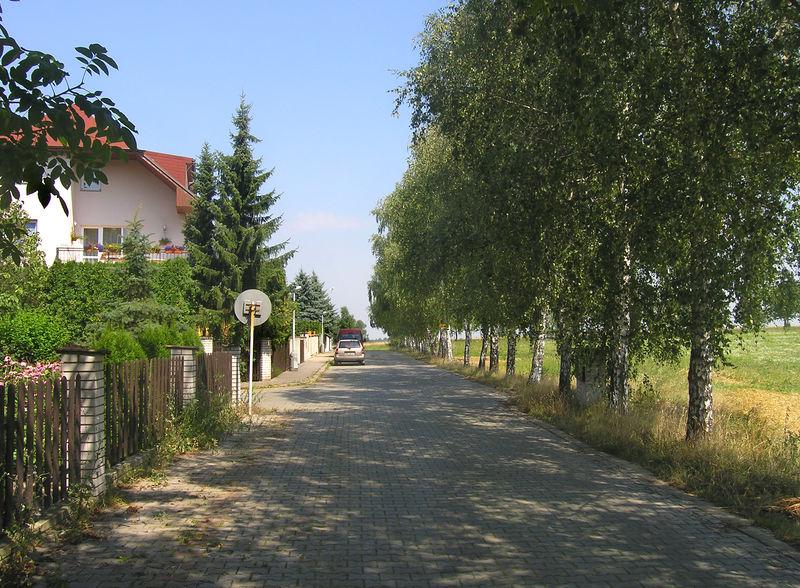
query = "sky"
xmin=3 ymin=0 xmax=449 ymax=339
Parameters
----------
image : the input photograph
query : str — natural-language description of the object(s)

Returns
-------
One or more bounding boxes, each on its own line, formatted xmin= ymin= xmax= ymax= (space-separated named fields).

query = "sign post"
xmin=234 ymin=289 xmax=272 ymax=415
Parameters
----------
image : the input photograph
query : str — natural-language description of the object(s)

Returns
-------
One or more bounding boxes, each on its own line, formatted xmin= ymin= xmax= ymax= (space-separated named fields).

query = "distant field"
xmin=637 ymin=328 xmax=800 ymax=430
xmin=441 ymin=328 xmax=800 ymax=430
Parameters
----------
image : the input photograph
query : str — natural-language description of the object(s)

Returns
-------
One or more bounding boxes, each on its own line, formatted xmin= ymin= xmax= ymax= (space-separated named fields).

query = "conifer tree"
xmin=209 ymin=96 xmax=292 ymax=343
xmin=292 ymin=270 xmax=337 ymax=324
xmin=183 ymin=143 xmax=222 ymax=311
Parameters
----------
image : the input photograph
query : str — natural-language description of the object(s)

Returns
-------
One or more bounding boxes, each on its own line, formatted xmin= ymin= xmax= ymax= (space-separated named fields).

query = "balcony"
xmin=55 ymin=246 xmax=188 ymax=263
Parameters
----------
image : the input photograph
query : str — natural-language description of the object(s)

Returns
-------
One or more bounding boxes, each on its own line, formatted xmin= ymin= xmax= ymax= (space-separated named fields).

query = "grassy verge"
xmin=396 ymin=337 xmax=800 ymax=549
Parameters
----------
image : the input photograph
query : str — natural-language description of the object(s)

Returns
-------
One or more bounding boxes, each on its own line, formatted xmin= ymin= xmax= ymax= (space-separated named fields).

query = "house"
xmin=19 ymin=111 xmax=195 ymax=265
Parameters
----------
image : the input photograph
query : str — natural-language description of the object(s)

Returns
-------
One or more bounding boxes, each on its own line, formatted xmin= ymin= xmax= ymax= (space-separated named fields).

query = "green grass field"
xmin=448 ymin=328 xmax=800 ymax=430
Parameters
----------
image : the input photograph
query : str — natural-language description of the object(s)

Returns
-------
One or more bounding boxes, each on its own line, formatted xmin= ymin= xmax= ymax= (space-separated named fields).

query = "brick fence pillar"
xmin=167 ymin=346 xmax=199 ymax=406
xmin=224 ymin=347 xmax=241 ymax=404
xmin=59 ymin=347 xmax=107 ymax=497
xmin=200 ymin=336 xmax=214 ymax=354
xmin=259 ymin=339 xmax=272 ymax=381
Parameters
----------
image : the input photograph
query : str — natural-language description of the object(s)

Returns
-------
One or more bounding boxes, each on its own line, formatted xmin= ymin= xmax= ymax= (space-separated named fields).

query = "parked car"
xmin=337 ymin=328 xmax=363 ymax=343
xmin=334 ymin=339 xmax=365 ymax=365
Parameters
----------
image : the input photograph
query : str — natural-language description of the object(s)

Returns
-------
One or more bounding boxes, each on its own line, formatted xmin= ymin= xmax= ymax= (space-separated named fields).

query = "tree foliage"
xmin=371 ymin=0 xmax=800 ymax=439
xmin=0 ymin=8 xmax=136 ymax=263
xmin=767 ymin=268 xmax=800 ymax=328
xmin=183 ymin=96 xmax=294 ymax=345
xmin=0 ymin=201 xmax=46 ymax=314
xmin=184 ymin=142 xmax=221 ymax=312
xmin=291 ymin=269 xmax=337 ymax=324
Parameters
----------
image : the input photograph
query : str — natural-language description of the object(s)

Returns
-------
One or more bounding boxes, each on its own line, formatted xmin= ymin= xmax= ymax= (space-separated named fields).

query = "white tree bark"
xmin=489 ymin=326 xmax=499 ymax=373
xmin=506 ymin=331 xmax=517 ymax=377
xmin=478 ymin=325 xmax=489 ymax=369
xmin=610 ymin=240 xmax=631 ymax=413
xmin=528 ymin=311 xmax=547 ymax=384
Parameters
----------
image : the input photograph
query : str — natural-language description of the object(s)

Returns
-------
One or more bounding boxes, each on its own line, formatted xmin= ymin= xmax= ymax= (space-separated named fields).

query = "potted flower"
xmin=83 ymin=242 xmax=97 ymax=252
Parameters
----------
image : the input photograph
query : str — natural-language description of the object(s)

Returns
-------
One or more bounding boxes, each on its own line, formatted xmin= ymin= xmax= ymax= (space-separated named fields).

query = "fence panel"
xmin=105 ymin=357 xmax=184 ymax=467
xmin=272 ymin=342 xmax=290 ymax=376
xmin=197 ymin=352 xmax=233 ymax=402
xmin=0 ymin=376 xmax=81 ymax=534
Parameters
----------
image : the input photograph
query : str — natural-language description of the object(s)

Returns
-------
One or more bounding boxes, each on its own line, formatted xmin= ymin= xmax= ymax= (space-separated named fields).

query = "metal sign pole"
xmin=248 ymin=306 xmax=255 ymax=416
xmin=233 ymin=290 xmax=271 ymax=417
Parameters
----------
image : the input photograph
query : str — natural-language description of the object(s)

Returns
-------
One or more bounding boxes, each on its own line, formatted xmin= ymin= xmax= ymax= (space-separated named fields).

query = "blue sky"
xmin=3 ymin=0 xmax=448 ymax=338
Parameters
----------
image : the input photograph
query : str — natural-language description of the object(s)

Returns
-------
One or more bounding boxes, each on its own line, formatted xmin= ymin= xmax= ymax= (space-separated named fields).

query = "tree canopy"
xmin=291 ymin=269 xmax=337 ymax=333
xmin=0 ymin=8 xmax=137 ymax=263
xmin=183 ymin=96 xmax=294 ymax=345
xmin=371 ymin=0 xmax=800 ymax=439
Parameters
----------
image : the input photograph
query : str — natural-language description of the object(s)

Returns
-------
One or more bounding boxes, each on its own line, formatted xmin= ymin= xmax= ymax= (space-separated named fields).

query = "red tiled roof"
xmin=38 ymin=107 xmax=195 ymax=214
xmin=138 ymin=151 xmax=195 ymax=214
xmin=143 ymin=151 xmax=192 ymax=189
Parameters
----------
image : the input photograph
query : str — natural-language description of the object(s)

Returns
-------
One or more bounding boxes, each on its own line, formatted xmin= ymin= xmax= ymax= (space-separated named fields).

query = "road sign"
xmin=233 ymin=289 xmax=272 ymax=416
xmin=234 ymin=289 xmax=272 ymax=326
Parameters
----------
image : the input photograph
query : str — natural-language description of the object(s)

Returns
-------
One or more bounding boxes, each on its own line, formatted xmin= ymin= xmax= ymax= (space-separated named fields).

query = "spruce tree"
xmin=213 ymin=96 xmax=291 ymax=342
xmin=292 ymin=270 xmax=337 ymax=324
xmin=184 ymin=143 xmax=222 ymax=311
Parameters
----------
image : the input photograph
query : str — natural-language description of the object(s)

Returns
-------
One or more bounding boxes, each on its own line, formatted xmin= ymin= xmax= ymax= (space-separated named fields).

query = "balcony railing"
xmin=55 ymin=247 xmax=188 ymax=263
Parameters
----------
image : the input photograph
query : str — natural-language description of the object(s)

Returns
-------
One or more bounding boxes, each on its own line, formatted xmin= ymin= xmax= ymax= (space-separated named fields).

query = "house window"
xmin=81 ymin=178 xmax=101 ymax=191
xmin=25 ymin=220 xmax=37 ymax=236
xmin=81 ymin=226 xmax=127 ymax=261
xmin=83 ymin=227 xmax=100 ymax=261
xmin=103 ymin=227 xmax=125 ymax=245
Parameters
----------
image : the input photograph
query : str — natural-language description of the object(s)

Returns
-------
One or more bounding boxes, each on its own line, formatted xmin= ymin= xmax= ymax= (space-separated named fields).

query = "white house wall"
xmin=20 ymin=158 xmax=186 ymax=265
xmin=20 ymin=179 xmax=74 ymax=266
xmin=72 ymin=159 xmax=185 ymax=247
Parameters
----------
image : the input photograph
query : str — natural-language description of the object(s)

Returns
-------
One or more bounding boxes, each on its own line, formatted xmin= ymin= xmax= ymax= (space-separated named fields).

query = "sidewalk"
xmin=256 ymin=350 xmax=333 ymax=388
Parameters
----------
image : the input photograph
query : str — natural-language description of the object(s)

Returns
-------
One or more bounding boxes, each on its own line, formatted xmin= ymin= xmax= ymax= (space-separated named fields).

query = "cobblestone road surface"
xmin=33 ymin=350 xmax=800 ymax=587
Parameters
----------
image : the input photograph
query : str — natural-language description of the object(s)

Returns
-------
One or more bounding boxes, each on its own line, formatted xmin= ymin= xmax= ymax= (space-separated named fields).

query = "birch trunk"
xmin=463 ymin=322 xmax=472 ymax=367
xmin=489 ymin=326 xmax=499 ymax=373
xmin=444 ymin=325 xmax=453 ymax=360
xmin=528 ymin=311 xmax=547 ymax=384
xmin=610 ymin=240 xmax=631 ymax=414
xmin=506 ymin=331 xmax=517 ymax=377
xmin=686 ymin=329 xmax=714 ymax=439
xmin=427 ymin=328 xmax=436 ymax=356
xmin=478 ymin=325 xmax=488 ymax=370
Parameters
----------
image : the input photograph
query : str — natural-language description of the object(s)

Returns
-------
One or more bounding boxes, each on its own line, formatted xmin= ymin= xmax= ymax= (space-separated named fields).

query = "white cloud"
xmin=285 ymin=211 xmax=367 ymax=233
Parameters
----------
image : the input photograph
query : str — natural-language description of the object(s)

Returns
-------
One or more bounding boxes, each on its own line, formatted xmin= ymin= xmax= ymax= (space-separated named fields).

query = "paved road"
xmin=34 ymin=350 xmax=800 ymax=587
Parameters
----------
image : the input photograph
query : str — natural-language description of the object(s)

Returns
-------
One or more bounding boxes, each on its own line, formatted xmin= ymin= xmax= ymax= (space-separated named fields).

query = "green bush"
xmin=137 ymin=324 xmax=172 ymax=358
xmin=42 ymin=261 xmax=120 ymax=341
xmin=0 ymin=309 xmax=70 ymax=362
xmin=136 ymin=324 xmax=202 ymax=358
xmin=151 ymin=257 xmax=197 ymax=318
xmin=92 ymin=329 xmax=146 ymax=364
xmin=177 ymin=327 xmax=202 ymax=348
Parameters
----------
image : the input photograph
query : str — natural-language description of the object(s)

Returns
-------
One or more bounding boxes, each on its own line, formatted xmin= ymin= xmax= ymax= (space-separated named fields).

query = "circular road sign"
xmin=234 ymin=289 xmax=272 ymax=327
